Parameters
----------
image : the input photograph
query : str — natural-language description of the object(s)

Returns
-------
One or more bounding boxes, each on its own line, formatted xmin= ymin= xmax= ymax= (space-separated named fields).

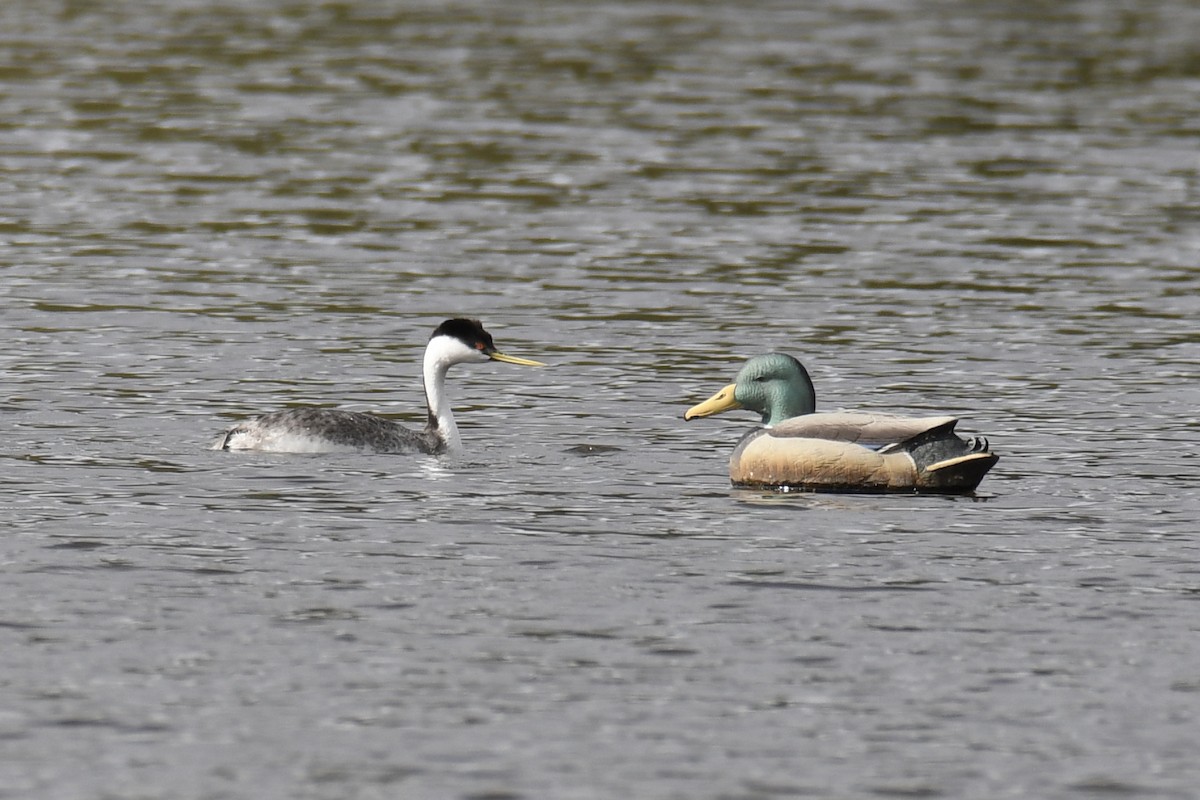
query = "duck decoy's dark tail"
xmin=902 ymin=421 xmax=999 ymax=493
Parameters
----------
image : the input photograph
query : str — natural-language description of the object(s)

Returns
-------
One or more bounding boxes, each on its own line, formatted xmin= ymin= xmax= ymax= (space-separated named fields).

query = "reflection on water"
xmin=2 ymin=1 xmax=1199 ymax=798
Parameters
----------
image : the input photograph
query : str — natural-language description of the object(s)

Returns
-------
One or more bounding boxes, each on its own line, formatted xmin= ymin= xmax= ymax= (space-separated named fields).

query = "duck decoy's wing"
xmin=768 ymin=412 xmax=958 ymax=447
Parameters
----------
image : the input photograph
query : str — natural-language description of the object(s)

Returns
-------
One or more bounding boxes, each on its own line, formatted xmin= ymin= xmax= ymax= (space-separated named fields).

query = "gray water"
xmin=3 ymin=1 xmax=1199 ymax=798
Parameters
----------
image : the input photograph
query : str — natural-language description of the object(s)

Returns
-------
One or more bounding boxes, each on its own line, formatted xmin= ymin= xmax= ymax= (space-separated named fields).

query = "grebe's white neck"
xmin=422 ymin=334 xmax=489 ymax=453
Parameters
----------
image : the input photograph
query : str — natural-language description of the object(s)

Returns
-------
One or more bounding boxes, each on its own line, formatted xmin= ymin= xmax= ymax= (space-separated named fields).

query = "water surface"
xmin=2 ymin=2 xmax=1199 ymax=798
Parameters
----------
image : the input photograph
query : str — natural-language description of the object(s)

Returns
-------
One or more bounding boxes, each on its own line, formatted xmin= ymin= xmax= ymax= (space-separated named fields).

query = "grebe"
xmin=685 ymin=353 xmax=997 ymax=493
xmin=213 ymin=318 xmax=544 ymax=455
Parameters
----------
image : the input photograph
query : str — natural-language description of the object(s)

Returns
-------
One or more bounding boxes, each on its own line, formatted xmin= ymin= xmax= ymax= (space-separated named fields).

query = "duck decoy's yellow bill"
xmin=488 ymin=351 xmax=546 ymax=367
xmin=684 ymin=383 xmax=741 ymax=420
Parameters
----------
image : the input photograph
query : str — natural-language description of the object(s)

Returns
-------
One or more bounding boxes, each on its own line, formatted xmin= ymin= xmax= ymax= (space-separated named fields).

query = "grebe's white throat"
xmin=213 ymin=318 xmax=544 ymax=455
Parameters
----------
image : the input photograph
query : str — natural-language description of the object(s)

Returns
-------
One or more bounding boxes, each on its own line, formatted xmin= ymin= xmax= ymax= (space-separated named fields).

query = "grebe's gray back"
xmin=212 ymin=318 xmax=544 ymax=455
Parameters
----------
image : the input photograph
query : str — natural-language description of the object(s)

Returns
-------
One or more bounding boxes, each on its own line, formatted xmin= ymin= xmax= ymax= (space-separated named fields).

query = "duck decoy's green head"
xmin=685 ymin=353 xmax=816 ymax=427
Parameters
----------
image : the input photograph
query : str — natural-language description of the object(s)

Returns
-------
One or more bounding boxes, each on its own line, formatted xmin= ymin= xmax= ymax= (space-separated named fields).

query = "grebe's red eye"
xmin=475 ymin=342 xmax=485 ymax=350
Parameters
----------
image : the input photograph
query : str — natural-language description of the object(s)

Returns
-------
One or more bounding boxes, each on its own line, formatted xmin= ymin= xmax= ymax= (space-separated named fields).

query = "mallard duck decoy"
xmin=685 ymin=353 xmax=997 ymax=493
xmin=213 ymin=318 xmax=544 ymax=454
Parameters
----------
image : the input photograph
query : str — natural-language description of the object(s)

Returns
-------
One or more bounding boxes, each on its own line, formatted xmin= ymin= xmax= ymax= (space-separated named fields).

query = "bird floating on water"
xmin=684 ymin=353 xmax=998 ymax=494
xmin=213 ymin=318 xmax=544 ymax=455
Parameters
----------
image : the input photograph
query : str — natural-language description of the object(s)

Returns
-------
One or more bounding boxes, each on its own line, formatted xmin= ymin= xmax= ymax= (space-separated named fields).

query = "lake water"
xmin=2 ymin=1 xmax=1199 ymax=798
